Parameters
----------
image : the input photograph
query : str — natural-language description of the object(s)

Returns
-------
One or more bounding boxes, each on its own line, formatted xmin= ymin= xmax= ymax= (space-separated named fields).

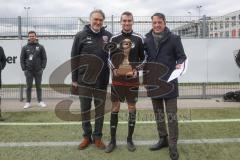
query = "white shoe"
xmin=38 ymin=101 xmax=46 ymax=108
xmin=23 ymin=103 xmax=31 ymax=109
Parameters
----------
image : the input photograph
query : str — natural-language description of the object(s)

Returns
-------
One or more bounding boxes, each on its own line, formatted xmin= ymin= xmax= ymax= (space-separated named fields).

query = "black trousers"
xmin=152 ymin=98 xmax=178 ymax=145
xmin=0 ymin=88 xmax=2 ymax=117
xmin=24 ymin=70 xmax=43 ymax=103
xmin=0 ymin=73 xmax=2 ymax=117
xmin=79 ymin=86 xmax=107 ymax=140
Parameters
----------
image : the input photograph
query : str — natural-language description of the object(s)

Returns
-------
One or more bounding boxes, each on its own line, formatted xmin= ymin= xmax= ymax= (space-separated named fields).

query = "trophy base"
xmin=117 ymin=67 xmax=133 ymax=76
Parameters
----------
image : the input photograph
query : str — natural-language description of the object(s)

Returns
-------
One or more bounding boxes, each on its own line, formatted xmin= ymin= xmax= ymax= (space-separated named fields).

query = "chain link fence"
xmin=1 ymin=15 xmax=240 ymax=39
xmin=1 ymin=83 xmax=240 ymax=100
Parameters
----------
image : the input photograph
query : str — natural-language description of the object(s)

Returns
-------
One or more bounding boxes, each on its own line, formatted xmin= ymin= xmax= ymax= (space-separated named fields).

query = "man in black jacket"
xmin=71 ymin=9 xmax=111 ymax=150
xmin=144 ymin=13 xmax=187 ymax=160
xmin=20 ymin=31 xmax=47 ymax=109
xmin=105 ymin=11 xmax=145 ymax=153
xmin=0 ymin=46 xmax=6 ymax=120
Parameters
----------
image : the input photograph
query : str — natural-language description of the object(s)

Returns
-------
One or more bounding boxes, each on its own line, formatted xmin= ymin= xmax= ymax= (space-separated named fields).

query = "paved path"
xmin=1 ymin=97 xmax=240 ymax=112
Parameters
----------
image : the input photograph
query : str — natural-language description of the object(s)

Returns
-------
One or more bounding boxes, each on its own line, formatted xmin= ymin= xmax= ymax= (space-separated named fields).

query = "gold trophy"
xmin=117 ymin=38 xmax=133 ymax=76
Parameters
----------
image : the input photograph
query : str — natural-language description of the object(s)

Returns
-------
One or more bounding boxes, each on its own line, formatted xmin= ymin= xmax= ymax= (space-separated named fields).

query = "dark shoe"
xmin=169 ymin=144 xmax=179 ymax=160
xmin=95 ymin=139 xmax=106 ymax=150
xmin=78 ymin=137 xmax=92 ymax=150
xmin=149 ymin=136 xmax=169 ymax=151
xmin=105 ymin=141 xmax=116 ymax=153
xmin=127 ymin=139 xmax=136 ymax=152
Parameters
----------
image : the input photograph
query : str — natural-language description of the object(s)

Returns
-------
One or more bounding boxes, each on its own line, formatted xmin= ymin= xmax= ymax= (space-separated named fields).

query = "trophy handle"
xmin=103 ymin=42 xmax=118 ymax=53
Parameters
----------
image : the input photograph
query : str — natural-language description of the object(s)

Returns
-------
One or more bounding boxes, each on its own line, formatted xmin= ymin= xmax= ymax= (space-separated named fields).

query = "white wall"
xmin=179 ymin=39 xmax=240 ymax=82
xmin=0 ymin=38 xmax=239 ymax=84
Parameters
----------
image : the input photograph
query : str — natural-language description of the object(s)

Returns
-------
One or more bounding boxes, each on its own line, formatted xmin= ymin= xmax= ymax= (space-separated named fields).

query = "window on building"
xmin=225 ymin=18 xmax=229 ymax=28
xmin=225 ymin=31 xmax=229 ymax=37
xmin=214 ymin=22 xmax=218 ymax=30
xmin=232 ymin=16 xmax=236 ymax=26
xmin=232 ymin=29 xmax=236 ymax=37
xmin=210 ymin=23 xmax=213 ymax=31
xmin=214 ymin=33 xmax=218 ymax=37
xmin=238 ymin=29 xmax=240 ymax=37
xmin=220 ymin=21 xmax=223 ymax=29
xmin=220 ymin=32 xmax=223 ymax=37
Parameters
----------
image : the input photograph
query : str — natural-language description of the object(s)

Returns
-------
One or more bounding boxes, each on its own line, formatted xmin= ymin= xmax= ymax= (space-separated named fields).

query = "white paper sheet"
xmin=167 ymin=58 xmax=188 ymax=82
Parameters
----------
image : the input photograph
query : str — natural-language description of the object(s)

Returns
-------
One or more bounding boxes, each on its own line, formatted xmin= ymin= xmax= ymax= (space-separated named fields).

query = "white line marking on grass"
xmin=1 ymin=138 xmax=240 ymax=147
xmin=1 ymin=119 xmax=240 ymax=126
xmin=179 ymin=138 xmax=240 ymax=144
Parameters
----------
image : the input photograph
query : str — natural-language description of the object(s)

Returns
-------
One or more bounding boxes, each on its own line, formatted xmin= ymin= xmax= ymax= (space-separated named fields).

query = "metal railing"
xmin=1 ymin=83 xmax=240 ymax=100
xmin=1 ymin=15 xmax=240 ymax=39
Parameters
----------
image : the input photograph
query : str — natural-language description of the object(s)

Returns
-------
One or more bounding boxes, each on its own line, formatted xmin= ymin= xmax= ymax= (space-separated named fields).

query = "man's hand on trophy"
xmin=132 ymin=69 xmax=138 ymax=78
xmin=113 ymin=68 xmax=119 ymax=77
xmin=175 ymin=63 xmax=182 ymax=69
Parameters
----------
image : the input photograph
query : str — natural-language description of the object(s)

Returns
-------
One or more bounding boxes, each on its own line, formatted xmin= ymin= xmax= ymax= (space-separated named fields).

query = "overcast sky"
xmin=1 ymin=0 xmax=239 ymax=17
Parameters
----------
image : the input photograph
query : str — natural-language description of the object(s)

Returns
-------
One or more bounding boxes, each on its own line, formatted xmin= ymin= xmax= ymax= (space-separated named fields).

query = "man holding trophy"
xmin=105 ymin=11 xmax=145 ymax=153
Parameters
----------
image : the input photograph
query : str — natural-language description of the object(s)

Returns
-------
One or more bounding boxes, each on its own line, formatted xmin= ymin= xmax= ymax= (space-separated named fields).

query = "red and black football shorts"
xmin=111 ymin=85 xmax=139 ymax=104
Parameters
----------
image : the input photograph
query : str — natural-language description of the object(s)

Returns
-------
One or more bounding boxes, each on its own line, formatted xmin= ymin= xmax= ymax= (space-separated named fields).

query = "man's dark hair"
xmin=151 ymin=13 xmax=166 ymax=23
xmin=90 ymin=9 xmax=105 ymax=20
xmin=121 ymin=11 xmax=134 ymax=21
xmin=28 ymin=31 xmax=37 ymax=36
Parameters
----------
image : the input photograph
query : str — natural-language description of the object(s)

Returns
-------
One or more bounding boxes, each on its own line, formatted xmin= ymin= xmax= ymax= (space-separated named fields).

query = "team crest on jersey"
xmin=86 ymin=36 xmax=93 ymax=44
xmin=86 ymin=36 xmax=91 ymax=40
xmin=102 ymin=36 xmax=108 ymax=43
